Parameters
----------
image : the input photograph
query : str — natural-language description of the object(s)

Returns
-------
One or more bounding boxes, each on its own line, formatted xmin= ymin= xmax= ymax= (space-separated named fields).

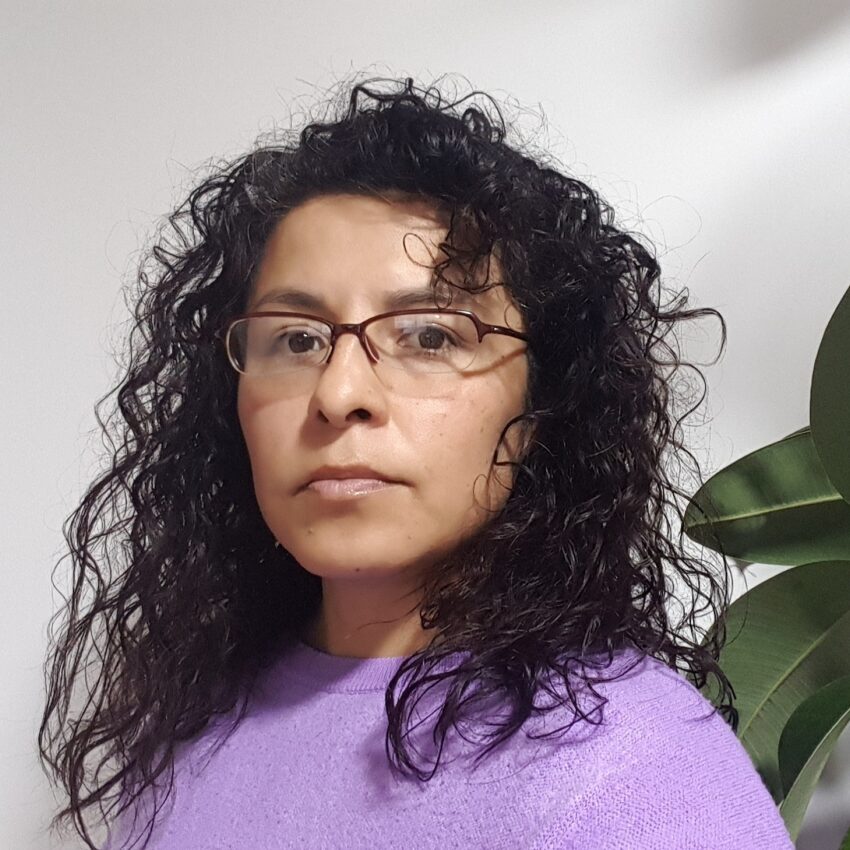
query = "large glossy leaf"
xmin=697 ymin=560 xmax=850 ymax=804
xmin=776 ymin=675 xmax=850 ymax=840
xmin=686 ymin=281 xmax=850 ymax=842
xmin=683 ymin=428 xmax=850 ymax=565
xmin=810 ymin=282 xmax=850 ymax=506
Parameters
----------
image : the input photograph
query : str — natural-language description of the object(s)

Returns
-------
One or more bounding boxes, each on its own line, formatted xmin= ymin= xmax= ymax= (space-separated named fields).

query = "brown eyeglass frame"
xmin=215 ymin=308 xmax=530 ymax=372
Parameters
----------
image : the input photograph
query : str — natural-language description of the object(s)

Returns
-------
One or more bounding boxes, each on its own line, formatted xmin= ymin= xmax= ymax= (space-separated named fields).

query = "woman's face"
xmin=236 ymin=192 xmax=530 ymax=653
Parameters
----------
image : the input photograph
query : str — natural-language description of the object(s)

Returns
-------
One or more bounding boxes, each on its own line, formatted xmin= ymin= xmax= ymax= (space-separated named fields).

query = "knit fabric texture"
xmin=104 ymin=639 xmax=796 ymax=849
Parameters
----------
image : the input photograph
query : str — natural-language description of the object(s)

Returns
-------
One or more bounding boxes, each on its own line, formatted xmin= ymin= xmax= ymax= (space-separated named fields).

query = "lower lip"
xmin=304 ymin=478 xmax=400 ymax=499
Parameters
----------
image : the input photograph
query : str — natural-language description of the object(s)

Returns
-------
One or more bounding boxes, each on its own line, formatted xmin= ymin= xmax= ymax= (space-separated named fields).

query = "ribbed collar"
xmin=270 ymin=637 xmax=472 ymax=694
xmin=265 ymin=637 xmax=641 ymax=695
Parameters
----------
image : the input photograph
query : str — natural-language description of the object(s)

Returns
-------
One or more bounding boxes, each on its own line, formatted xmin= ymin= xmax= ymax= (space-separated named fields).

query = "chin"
xmin=287 ymin=546 xmax=415 ymax=576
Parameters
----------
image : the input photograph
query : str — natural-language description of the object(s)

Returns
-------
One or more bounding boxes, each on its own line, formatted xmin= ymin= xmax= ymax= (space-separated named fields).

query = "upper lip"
xmin=300 ymin=464 xmax=402 ymax=490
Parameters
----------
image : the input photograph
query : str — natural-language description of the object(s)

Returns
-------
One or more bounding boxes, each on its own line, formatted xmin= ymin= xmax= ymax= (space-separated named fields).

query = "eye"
xmin=275 ymin=328 xmax=328 ymax=354
xmin=399 ymin=324 xmax=459 ymax=353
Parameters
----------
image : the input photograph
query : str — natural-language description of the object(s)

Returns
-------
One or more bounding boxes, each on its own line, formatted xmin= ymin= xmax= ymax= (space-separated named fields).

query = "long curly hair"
xmin=38 ymin=73 xmax=736 ymax=850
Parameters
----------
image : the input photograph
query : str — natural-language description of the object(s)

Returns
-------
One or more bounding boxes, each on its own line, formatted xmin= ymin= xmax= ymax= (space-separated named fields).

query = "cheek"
xmin=236 ymin=384 xmax=264 ymax=462
xmin=237 ymin=386 xmax=298 ymax=480
xmin=411 ymin=398 xmax=506 ymax=499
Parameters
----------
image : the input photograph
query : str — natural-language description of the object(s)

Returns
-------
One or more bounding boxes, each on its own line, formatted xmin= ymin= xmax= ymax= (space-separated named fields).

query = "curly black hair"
xmin=37 ymin=72 xmax=736 ymax=850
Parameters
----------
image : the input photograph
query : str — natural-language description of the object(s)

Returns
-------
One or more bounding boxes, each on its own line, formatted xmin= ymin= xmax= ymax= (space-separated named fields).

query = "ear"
xmin=516 ymin=418 xmax=538 ymax=463
xmin=501 ymin=416 xmax=537 ymax=466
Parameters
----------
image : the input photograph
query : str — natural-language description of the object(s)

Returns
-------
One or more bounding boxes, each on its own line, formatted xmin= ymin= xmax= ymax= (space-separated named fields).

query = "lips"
xmin=298 ymin=464 xmax=402 ymax=493
xmin=306 ymin=478 xmax=398 ymax=498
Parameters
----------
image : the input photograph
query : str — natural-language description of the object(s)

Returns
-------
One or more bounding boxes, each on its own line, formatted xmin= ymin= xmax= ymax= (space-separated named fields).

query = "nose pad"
xmin=363 ymin=333 xmax=380 ymax=363
xmin=325 ymin=329 xmax=379 ymax=366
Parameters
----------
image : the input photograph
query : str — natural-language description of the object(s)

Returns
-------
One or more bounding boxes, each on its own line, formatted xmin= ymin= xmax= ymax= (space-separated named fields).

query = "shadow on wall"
xmin=795 ymin=724 xmax=850 ymax=850
xmin=715 ymin=0 xmax=850 ymax=70
xmin=797 ymin=804 xmax=850 ymax=850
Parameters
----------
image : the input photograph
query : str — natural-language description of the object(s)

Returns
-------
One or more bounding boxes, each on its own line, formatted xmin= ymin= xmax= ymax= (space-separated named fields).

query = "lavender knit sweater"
xmin=104 ymin=640 xmax=795 ymax=849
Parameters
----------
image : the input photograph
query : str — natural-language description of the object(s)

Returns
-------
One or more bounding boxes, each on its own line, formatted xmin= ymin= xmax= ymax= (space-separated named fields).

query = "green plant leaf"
xmin=810 ymin=282 xmax=850 ymax=506
xmin=697 ymin=560 xmax=850 ymax=809
xmin=684 ymin=428 xmax=850 ymax=565
xmin=839 ymin=821 xmax=850 ymax=850
xmin=776 ymin=675 xmax=850 ymax=840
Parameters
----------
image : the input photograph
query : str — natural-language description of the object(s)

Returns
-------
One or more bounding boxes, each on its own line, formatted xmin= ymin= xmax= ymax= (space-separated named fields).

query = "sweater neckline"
xmin=271 ymin=636 xmax=473 ymax=694
xmin=268 ymin=637 xmax=641 ymax=695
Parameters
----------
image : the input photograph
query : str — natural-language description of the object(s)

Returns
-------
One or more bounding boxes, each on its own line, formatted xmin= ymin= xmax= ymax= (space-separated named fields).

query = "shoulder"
xmin=594 ymin=648 xmax=727 ymax=726
xmin=575 ymin=649 xmax=756 ymax=783
xmin=540 ymin=646 xmax=718 ymax=731
xmin=530 ymin=649 xmax=795 ymax=849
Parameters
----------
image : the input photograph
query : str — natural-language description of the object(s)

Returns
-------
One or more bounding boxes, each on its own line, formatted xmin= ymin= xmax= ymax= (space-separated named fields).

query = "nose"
xmin=325 ymin=326 xmax=378 ymax=367
xmin=311 ymin=328 xmax=387 ymax=425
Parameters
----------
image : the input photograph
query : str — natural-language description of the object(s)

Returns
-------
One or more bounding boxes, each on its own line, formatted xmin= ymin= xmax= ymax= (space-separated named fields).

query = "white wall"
xmin=3 ymin=1 xmax=849 ymax=847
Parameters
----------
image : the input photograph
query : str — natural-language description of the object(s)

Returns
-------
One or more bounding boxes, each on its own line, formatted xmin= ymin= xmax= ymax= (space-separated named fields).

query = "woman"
xmin=38 ymin=75 xmax=795 ymax=849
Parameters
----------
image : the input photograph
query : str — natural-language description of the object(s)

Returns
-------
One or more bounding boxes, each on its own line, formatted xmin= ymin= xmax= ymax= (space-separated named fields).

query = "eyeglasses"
xmin=216 ymin=309 xmax=529 ymax=397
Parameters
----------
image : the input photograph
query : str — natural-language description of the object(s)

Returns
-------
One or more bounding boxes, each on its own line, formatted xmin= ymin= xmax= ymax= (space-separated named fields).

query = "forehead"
xmin=248 ymin=193 xmax=511 ymax=318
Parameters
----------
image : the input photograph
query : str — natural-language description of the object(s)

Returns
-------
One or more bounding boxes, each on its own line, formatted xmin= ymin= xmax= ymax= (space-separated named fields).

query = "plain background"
xmin=3 ymin=1 xmax=849 ymax=847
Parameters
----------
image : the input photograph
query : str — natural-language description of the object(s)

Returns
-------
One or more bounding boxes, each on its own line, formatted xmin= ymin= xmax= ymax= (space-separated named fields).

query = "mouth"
xmin=303 ymin=478 xmax=402 ymax=499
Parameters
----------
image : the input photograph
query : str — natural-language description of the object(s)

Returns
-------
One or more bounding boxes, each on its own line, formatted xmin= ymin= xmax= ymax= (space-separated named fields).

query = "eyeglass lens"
xmin=228 ymin=312 xmax=483 ymax=395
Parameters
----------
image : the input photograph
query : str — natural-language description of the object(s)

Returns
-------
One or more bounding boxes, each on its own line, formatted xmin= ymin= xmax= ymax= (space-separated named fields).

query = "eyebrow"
xmin=248 ymin=285 xmax=483 ymax=313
